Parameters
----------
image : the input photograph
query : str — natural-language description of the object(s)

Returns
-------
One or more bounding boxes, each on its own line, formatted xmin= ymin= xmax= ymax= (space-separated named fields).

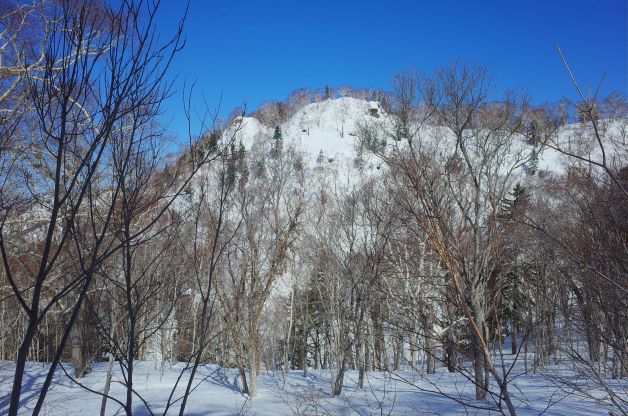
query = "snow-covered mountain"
xmin=224 ymin=96 xmax=626 ymax=180
xmin=230 ymin=97 xmax=376 ymax=161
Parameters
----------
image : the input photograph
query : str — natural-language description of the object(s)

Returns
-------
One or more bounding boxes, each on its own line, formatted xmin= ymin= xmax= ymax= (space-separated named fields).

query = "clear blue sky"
xmin=155 ymin=0 xmax=627 ymax=139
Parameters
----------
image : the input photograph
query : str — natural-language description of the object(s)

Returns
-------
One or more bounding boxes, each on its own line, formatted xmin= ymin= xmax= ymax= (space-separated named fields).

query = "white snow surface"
xmin=1 ymin=358 xmax=624 ymax=415
xmin=226 ymin=96 xmax=626 ymax=182
xmin=230 ymin=97 xmax=374 ymax=161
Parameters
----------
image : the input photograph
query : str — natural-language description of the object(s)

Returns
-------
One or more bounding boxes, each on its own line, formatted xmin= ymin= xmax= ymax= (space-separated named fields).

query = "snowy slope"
xmin=226 ymin=97 xmax=386 ymax=180
xmin=229 ymin=97 xmax=374 ymax=161
xmin=226 ymin=96 xmax=626 ymax=181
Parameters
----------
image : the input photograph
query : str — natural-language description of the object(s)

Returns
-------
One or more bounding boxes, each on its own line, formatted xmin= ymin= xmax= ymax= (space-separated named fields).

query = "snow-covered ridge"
xmin=225 ymin=96 xmax=626 ymax=178
xmin=227 ymin=97 xmax=381 ymax=164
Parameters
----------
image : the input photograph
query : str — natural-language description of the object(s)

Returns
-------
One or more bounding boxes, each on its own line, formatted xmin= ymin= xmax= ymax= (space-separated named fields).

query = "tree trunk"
xmin=373 ymin=311 xmax=387 ymax=371
xmin=313 ymin=328 xmax=320 ymax=370
xmin=472 ymin=311 xmax=487 ymax=400
xmin=356 ymin=331 xmax=365 ymax=389
xmin=365 ymin=334 xmax=371 ymax=372
xmin=284 ymin=287 xmax=295 ymax=374
xmin=446 ymin=333 xmax=457 ymax=373
xmin=426 ymin=335 xmax=436 ymax=374
xmin=472 ymin=342 xmax=486 ymax=400
xmin=247 ymin=349 xmax=259 ymax=397
xmin=100 ymin=353 xmax=115 ymax=416
xmin=393 ymin=333 xmax=402 ymax=371
xmin=301 ymin=296 xmax=309 ymax=377
xmin=126 ymin=319 xmax=136 ymax=415
xmin=357 ymin=347 xmax=365 ymax=389
xmin=239 ymin=366 xmax=249 ymax=394
xmin=333 ymin=355 xmax=348 ymax=396
xmin=425 ymin=311 xmax=436 ymax=374
xmin=511 ymin=319 xmax=517 ymax=355
xmin=71 ymin=320 xmax=90 ymax=378
xmin=409 ymin=331 xmax=418 ymax=369
xmin=9 ymin=317 xmax=38 ymax=416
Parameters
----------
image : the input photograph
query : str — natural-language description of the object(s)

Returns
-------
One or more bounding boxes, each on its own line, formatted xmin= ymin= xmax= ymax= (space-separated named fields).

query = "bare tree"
xmin=0 ymin=1 xmax=232 ymax=414
xmin=360 ymin=62 xmax=531 ymax=415
xmin=217 ymin=136 xmax=305 ymax=397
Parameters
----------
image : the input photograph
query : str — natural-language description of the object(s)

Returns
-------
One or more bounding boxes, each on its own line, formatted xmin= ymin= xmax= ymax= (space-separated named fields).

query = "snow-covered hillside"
xmin=225 ymin=96 xmax=626 ymax=180
xmin=229 ymin=97 xmax=376 ymax=163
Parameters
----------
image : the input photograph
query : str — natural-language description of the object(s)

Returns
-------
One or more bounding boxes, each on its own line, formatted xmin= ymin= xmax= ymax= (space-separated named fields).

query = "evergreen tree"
xmin=354 ymin=147 xmax=365 ymax=170
xmin=253 ymin=158 xmax=266 ymax=179
xmin=499 ymin=183 xmax=530 ymax=223
xmin=324 ymin=85 xmax=333 ymax=99
xmin=498 ymin=264 xmax=529 ymax=355
xmin=316 ymin=149 xmax=325 ymax=164
xmin=526 ymin=120 xmax=538 ymax=146
xmin=272 ymin=126 xmax=283 ymax=158
xmin=238 ymin=143 xmax=249 ymax=189
xmin=498 ymin=183 xmax=532 ymax=354
xmin=226 ymin=142 xmax=237 ymax=187
xmin=207 ymin=131 xmax=219 ymax=154
xmin=528 ymin=148 xmax=539 ymax=175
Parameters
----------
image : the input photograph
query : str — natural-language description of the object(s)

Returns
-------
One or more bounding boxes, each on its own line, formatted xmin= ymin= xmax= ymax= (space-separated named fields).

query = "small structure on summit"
xmin=231 ymin=116 xmax=243 ymax=127
xmin=368 ymin=101 xmax=380 ymax=118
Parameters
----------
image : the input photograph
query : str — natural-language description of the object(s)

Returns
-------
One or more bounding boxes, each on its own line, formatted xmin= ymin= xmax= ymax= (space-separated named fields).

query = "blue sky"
xmin=155 ymin=0 xmax=627 ymax=139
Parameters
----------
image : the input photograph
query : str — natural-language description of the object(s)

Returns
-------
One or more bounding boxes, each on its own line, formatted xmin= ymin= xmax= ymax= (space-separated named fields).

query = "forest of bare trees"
xmin=0 ymin=1 xmax=626 ymax=415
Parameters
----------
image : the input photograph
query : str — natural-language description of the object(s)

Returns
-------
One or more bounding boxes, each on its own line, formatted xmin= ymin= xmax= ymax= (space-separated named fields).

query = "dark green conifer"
xmin=272 ymin=126 xmax=283 ymax=158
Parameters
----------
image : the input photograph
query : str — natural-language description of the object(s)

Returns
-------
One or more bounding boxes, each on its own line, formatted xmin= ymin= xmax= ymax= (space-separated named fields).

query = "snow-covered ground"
xmin=1 ymin=359 xmax=623 ymax=415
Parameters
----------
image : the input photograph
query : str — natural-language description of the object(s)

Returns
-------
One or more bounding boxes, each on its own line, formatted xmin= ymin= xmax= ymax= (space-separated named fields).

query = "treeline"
xmin=0 ymin=2 xmax=626 ymax=416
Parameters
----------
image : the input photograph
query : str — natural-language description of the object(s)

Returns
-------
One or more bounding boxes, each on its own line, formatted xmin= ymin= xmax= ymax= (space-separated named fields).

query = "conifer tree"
xmin=272 ymin=126 xmax=283 ymax=158
xmin=317 ymin=149 xmax=325 ymax=164
xmin=227 ymin=142 xmax=238 ymax=187
xmin=354 ymin=147 xmax=365 ymax=170
xmin=325 ymin=85 xmax=333 ymax=99
xmin=527 ymin=120 xmax=538 ymax=146
xmin=498 ymin=183 xmax=531 ymax=355
xmin=238 ymin=143 xmax=249 ymax=189
xmin=528 ymin=148 xmax=539 ymax=175
xmin=253 ymin=158 xmax=266 ymax=178
xmin=499 ymin=183 xmax=530 ymax=223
